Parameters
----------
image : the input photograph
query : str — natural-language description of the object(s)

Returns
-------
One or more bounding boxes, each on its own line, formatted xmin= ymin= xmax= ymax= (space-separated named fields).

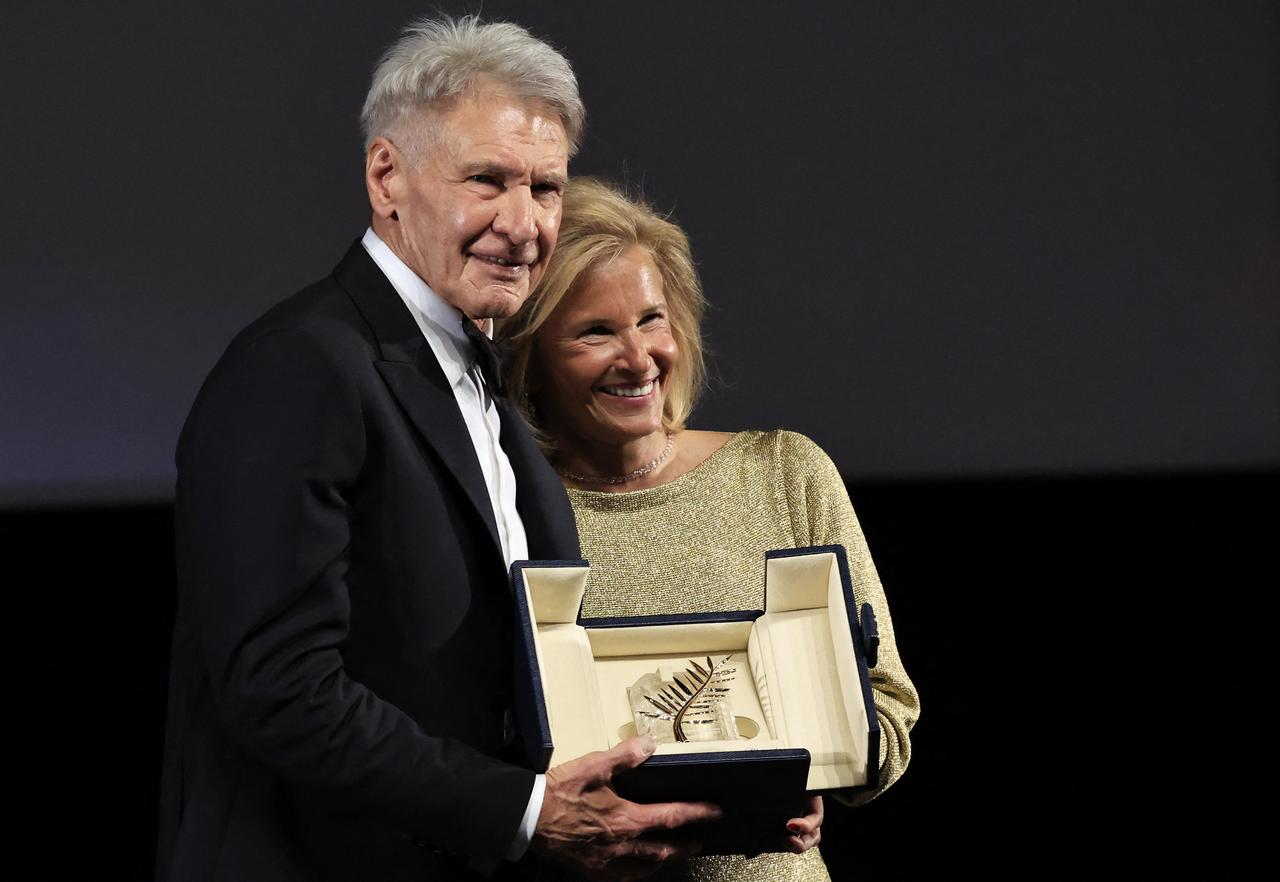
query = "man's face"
xmin=381 ymin=87 xmax=570 ymax=320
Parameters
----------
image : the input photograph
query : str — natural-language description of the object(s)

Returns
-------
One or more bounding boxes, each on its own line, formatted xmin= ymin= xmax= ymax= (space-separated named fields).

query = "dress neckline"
xmin=564 ymin=431 xmax=763 ymax=509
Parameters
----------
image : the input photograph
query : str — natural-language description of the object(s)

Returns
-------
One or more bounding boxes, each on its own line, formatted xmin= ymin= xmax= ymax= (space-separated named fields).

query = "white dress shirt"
xmin=361 ymin=228 xmax=545 ymax=865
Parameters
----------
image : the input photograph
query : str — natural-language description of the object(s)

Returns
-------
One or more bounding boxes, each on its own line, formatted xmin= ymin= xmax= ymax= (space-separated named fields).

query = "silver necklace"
xmin=558 ymin=434 xmax=674 ymax=486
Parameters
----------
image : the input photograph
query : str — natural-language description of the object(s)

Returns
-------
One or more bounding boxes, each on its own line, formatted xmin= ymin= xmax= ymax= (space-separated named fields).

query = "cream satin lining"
xmin=521 ymin=552 xmax=870 ymax=789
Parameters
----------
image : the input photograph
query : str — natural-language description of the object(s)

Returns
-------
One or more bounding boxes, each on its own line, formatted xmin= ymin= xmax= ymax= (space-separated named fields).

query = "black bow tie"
xmin=461 ymin=318 xmax=507 ymax=399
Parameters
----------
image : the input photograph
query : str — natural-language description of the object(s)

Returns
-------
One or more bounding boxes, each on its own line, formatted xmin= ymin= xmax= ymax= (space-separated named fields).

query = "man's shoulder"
xmin=179 ymin=264 xmax=376 ymax=451
xmin=230 ymin=274 xmax=364 ymax=350
xmin=218 ymin=244 xmax=383 ymax=366
xmin=187 ymin=248 xmax=384 ymax=413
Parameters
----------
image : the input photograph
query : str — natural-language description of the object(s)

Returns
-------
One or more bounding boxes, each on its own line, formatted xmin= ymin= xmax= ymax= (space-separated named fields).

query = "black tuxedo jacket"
xmin=156 ymin=242 xmax=579 ymax=881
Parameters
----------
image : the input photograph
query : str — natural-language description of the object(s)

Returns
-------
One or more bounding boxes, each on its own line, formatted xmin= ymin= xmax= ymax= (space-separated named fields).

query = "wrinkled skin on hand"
xmin=532 ymin=735 xmax=722 ymax=880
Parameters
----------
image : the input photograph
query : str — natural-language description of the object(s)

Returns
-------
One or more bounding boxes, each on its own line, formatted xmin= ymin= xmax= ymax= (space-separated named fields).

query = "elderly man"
xmin=156 ymin=16 xmax=717 ymax=882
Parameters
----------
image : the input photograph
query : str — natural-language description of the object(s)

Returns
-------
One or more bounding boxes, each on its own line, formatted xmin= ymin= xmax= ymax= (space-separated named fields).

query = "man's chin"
xmin=474 ymin=284 xmax=530 ymax=320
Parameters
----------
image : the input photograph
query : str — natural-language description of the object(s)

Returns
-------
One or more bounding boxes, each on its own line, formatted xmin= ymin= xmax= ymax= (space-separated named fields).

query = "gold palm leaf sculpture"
xmin=637 ymin=655 xmax=738 ymax=742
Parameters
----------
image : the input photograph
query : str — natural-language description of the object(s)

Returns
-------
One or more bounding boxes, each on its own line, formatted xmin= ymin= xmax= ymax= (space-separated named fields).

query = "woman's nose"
xmin=617 ymin=332 xmax=653 ymax=374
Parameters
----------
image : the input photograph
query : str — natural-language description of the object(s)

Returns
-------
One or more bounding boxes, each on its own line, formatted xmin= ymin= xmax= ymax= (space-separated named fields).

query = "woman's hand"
xmin=785 ymin=795 xmax=824 ymax=853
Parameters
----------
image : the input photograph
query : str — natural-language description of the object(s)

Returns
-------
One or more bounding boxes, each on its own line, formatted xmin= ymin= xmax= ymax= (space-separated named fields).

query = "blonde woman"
xmin=500 ymin=178 xmax=919 ymax=882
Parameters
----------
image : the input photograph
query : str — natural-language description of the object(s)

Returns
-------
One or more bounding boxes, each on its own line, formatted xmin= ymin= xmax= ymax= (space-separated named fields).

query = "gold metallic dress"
xmin=564 ymin=430 xmax=920 ymax=882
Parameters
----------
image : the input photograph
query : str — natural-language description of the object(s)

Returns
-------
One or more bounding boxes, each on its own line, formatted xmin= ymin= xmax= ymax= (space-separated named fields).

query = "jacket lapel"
xmin=333 ymin=241 xmax=502 ymax=556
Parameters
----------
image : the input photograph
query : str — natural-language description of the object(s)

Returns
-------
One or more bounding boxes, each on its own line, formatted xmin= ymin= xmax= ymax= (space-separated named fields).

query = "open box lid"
xmin=510 ymin=546 xmax=880 ymax=794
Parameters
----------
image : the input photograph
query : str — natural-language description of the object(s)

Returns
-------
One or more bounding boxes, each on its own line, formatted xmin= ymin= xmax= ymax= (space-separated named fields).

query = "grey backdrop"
xmin=3 ymin=1 xmax=1276 ymax=506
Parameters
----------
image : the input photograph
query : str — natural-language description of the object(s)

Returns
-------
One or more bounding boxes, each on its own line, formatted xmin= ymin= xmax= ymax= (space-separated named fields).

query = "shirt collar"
xmin=361 ymin=227 xmax=477 ymax=389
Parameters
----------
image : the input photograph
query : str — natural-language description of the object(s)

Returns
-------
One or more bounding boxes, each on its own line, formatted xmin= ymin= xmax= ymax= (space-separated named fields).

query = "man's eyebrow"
xmin=460 ymin=159 xmax=519 ymax=178
xmin=537 ymin=171 xmax=569 ymax=189
xmin=459 ymin=161 xmax=566 ymax=190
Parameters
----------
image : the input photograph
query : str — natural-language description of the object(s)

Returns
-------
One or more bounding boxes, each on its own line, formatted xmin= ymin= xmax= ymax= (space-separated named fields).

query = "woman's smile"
xmin=533 ymin=246 xmax=678 ymax=457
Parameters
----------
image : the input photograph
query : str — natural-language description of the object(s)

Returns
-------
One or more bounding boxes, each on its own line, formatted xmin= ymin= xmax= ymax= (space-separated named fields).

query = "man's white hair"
xmin=361 ymin=15 xmax=584 ymax=158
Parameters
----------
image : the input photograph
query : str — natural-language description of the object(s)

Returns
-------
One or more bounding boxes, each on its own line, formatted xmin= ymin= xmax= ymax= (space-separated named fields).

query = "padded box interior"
xmin=517 ymin=548 xmax=873 ymax=791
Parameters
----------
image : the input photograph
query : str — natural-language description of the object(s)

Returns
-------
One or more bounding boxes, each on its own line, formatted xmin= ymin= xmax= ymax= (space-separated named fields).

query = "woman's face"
xmin=532 ymin=246 xmax=679 ymax=453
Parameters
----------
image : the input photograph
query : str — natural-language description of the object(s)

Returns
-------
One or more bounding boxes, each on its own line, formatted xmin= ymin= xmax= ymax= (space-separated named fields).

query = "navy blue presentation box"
xmin=511 ymin=546 xmax=881 ymax=855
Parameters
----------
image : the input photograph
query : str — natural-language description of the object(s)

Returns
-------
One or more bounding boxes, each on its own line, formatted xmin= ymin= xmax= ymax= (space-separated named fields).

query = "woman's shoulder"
xmin=734 ymin=429 xmax=834 ymax=464
xmin=691 ymin=429 xmax=840 ymax=481
xmin=678 ymin=429 xmax=736 ymax=459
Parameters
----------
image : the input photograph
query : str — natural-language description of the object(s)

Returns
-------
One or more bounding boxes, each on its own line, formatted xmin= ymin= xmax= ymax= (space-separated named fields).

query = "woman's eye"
xmin=640 ymin=312 xmax=665 ymax=325
xmin=580 ymin=325 xmax=610 ymax=337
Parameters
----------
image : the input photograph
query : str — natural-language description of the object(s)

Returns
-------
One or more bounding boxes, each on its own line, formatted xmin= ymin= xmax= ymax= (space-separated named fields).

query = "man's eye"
xmin=533 ymin=183 xmax=563 ymax=197
xmin=468 ymin=175 xmax=499 ymax=186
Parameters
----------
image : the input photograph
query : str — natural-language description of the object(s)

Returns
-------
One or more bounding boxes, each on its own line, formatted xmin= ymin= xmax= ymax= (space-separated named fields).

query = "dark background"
xmin=3 ymin=1 xmax=1276 ymax=877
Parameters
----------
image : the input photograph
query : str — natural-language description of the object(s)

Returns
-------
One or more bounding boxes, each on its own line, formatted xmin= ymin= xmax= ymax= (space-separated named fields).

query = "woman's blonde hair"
xmin=499 ymin=177 xmax=707 ymax=452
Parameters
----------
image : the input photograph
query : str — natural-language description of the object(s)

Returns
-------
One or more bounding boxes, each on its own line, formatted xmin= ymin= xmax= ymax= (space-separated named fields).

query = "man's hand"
xmin=532 ymin=735 xmax=722 ymax=880
xmin=784 ymin=795 xmax=824 ymax=854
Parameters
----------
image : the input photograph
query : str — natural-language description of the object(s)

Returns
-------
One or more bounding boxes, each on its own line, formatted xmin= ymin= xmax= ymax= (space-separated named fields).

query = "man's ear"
xmin=365 ymin=137 xmax=401 ymax=222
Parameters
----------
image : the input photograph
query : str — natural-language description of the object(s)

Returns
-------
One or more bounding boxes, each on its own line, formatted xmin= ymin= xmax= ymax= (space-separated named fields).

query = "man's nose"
xmin=492 ymin=186 xmax=536 ymax=245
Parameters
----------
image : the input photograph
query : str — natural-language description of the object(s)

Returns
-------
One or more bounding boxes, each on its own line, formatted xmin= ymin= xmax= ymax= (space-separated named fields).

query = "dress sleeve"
xmin=778 ymin=432 xmax=920 ymax=803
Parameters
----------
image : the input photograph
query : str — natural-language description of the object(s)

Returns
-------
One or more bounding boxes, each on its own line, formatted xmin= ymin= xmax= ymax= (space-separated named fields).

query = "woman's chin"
xmin=588 ymin=422 xmax=666 ymax=451
xmin=584 ymin=406 xmax=663 ymax=441
xmin=620 ymin=418 xmax=668 ymax=443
